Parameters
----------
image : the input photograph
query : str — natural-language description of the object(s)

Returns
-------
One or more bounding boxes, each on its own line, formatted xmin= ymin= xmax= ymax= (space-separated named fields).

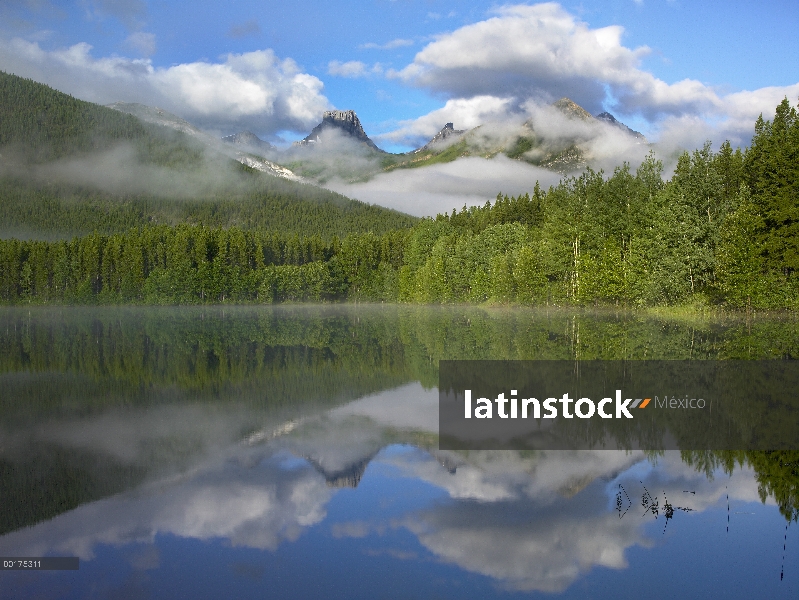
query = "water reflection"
xmin=0 ymin=306 xmax=796 ymax=598
xmin=1 ymin=384 xmax=792 ymax=594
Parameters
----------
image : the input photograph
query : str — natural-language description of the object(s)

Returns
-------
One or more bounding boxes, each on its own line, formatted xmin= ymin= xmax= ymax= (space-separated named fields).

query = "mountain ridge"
xmin=295 ymin=109 xmax=382 ymax=152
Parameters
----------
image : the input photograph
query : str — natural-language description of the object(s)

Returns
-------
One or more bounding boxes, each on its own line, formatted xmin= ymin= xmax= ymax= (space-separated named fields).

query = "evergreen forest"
xmin=1 ymin=68 xmax=797 ymax=309
xmin=0 ymin=71 xmax=418 ymax=239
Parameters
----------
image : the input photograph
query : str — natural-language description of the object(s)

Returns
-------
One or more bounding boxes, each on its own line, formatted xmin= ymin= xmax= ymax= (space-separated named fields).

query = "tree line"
xmin=1 ymin=98 xmax=797 ymax=308
xmin=0 ymin=225 xmax=408 ymax=303
xmin=0 ymin=172 xmax=418 ymax=240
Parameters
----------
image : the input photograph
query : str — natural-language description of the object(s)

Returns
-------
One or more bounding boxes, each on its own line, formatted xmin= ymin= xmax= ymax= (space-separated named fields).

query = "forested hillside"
xmin=1 ymin=96 xmax=797 ymax=308
xmin=399 ymin=99 xmax=798 ymax=309
xmin=0 ymin=71 xmax=149 ymax=161
xmin=0 ymin=172 xmax=418 ymax=239
xmin=0 ymin=71 xmax=418 ymax=238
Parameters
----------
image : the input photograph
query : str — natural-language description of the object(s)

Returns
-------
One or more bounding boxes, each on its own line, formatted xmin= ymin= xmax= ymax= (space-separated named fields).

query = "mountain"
xmin=0 ymin=71 xmax=146 ymax=162
xmin=414 ymin=122 xmax=466 ymax=153
xmin=382 ymin=97 xmax=650 ymax=175
xmin=295 ymin=110 xmax=382 ymax=152
xmin=595 ymin=112 xmax=647 ymax=142
xmin=222 ymin=131 xmax=275 ymax=152
xmin=551 ymin=97 xmax=594 ymax=121
xmin=107 ymin=102 xmax=300 ymax=181
xmin=0 ymin=71 xmax=418 ymax=239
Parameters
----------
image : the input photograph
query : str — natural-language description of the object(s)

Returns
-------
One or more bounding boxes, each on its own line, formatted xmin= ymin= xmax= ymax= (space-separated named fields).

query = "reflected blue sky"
xmin=1 ymin=307 xmax=797 ymax=598
xmin=1 ymin=384 xmax=796 ymax=598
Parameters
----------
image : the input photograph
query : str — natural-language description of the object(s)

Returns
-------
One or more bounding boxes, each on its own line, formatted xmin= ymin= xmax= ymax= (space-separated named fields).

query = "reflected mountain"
xmin=0 ymin=306 xmax=797 ymax=598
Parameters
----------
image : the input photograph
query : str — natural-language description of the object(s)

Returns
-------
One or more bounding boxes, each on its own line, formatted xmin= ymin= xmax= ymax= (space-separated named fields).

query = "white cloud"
xmin=359 ymin=38 xmax=413 ymax=50
xmin=0 ymin=38 xmax=330 ymax=134
xmin=328 ymin=60 xmax=383 ymax=78
xmin=391 ymin=2 xmax=797 ymax=124
xmin=377 ymin=95 xmax=519 ymax=145
xmin=328 ymin=155 xmax=563 ymax=217
xmin=122 ymin=30 xmax=155 ymax=56
xmin=394 ymin=3 xmax=654 ymax=114
xmin=386 ymin=2 xmax=798 ymax=155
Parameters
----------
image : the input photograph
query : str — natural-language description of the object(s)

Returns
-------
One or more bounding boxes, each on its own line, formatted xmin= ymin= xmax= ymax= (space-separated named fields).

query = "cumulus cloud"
xmin=394 ymin=4 xmax=627 ymax=110
xmin=0 ymin=37 xmax=330 ymax=135
xmin=377 ymin=95 xmax=520 ymax=146
xmin=392 ymin=2 xmax=798 ymax=131
xmin=327 ymin=60 xmax=383 ymax=78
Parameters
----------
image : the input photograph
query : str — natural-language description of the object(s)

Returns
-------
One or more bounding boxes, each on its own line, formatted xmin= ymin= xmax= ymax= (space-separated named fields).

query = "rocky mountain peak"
xmin=415 ymin=122 xmax=466 ymax=153
xmin=595 ymin=111 xmax=647 ymax=142
xmin=595 ymin=111 xmax=619 ymax=125
xmin=221 ymin=131 xmax=274 ymax=151
xmin=296 ymin=109 xmax=382 ymax=151
xmin=552 ymin=98 xmax=594 ymax=121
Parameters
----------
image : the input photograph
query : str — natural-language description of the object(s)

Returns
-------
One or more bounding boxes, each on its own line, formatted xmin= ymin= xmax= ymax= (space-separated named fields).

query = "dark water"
xmin=0 ymin=306 xmax=796 ymax=599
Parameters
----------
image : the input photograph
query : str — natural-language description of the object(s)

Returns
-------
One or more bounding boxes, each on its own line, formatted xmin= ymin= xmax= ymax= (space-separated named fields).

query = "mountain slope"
xmin=0 ymin=71 xmax=147 ymax=161
xmin=596 ymin=112 xmax=647 ymax=141
xmin=0 ymin=72 xmax=418 ymax=239
xmin=107 ymin=102 xmax=302 ymax=181
xmin=222 ymin=131 xmax=275 ymax=152
xmin=383 ymin=98 xmax=649 ymax=175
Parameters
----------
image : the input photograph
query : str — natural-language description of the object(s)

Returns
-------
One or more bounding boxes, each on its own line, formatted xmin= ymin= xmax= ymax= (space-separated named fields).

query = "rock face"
xmin=552 ymin=97 xmax=594 ymax=121
xmin=415 ymin=122 xmax=466 ymax=153
xmin=221 ymin=131 xmax=275 ymax=152
xmin=548 ymin=98 xmax=647 ymax=141
xmin=295 ymin=109 xmax=382 ymax=151
xmin=595 ymin=112 xmax=647 ymax=142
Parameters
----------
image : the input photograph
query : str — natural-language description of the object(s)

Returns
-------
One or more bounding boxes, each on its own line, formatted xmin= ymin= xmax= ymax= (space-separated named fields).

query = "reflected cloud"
xmin=383 ymin=449 xmax=767 ymax=592
xmin=0 ymin=383 xmax=778 ymax=597
xmin=0 ymin=448 xmax=334 ymax=559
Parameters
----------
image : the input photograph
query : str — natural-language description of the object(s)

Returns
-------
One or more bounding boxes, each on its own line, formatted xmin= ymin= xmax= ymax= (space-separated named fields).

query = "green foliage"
xmin=2 ymin=93 xmax=798 ymax=310
xmin=0 ymin=71 xmax=147 ymax=161
xmin=682 ymin=450 xmax=799 ymax=521
xmin=0 ymin=172 xmax=418 ymax=240
xmin=745 ymin=98 xmax=799 ymax=275
xmin=0 ymin=70 xmax=418 ymax=239
xmin=505 ymin=136 xmax=537 ymax=160
xmin=0 ymin=225 xmax=411 ymax=304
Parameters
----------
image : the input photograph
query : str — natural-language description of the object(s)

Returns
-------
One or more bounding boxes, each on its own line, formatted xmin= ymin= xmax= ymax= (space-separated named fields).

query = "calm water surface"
xmin=0 ymin=306 xmax=796 ymax=599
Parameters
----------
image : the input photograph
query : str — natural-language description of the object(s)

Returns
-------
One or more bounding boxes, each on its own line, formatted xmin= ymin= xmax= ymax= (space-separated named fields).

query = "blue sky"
xmin=1 ymin=0 xmax=798 ymax=153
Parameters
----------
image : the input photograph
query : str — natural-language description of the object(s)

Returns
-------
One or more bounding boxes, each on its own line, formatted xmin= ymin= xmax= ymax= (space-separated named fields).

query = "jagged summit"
xmin=552 ymin=98 xmax=594 ymax=121
xmin=595 ymin=112 xmax=647 ymax=142
xmin=221 ymin=131 xmax=275 ymax=152
xmin=295 ymin=109 xmax=382 ymax=152
xmin=547 ymin=99 xmax=647 ymax=141
xmin=414 ymin=122 xmax=466 ymax=153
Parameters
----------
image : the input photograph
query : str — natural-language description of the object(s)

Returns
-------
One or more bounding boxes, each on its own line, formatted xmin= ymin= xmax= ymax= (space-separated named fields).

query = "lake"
xmin=0 ymin=305 xmax=796 ymax=598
